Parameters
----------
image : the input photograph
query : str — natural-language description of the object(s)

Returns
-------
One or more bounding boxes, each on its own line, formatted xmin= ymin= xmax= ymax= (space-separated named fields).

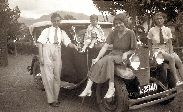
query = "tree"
xmin=0 ymin=0 xmax=8 ymax=5
xmin=93 ymin=0 xmax=183 ymax=46
xmin=0 ymin=1 xmax=21 ymax=65
xmin=93 ymin=0 xmax=183 ymax=27
xmin=3 ymin=5 xmax=21 ymax=42
xmin=18 ymin=23 xmax=32 ymax=42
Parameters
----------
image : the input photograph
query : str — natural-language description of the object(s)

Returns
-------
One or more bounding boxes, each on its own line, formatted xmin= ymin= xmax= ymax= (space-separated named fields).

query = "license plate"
xmin=139 ymin=83 xmax=158 ymax=95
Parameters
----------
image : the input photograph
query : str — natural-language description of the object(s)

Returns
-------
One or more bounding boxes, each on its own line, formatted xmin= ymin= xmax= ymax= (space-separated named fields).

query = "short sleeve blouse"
xmin=106 ymin=30 xmax=137 ymax=51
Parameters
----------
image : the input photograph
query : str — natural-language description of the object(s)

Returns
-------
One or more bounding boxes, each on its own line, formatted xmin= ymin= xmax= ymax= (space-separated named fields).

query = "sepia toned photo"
xmin=1 ymin=0 xmax=183 ymax=112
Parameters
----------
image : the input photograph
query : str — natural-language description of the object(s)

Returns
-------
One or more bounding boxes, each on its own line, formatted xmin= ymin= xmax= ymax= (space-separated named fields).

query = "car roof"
xmin=29 ymin=20 xmax=113 ymax=35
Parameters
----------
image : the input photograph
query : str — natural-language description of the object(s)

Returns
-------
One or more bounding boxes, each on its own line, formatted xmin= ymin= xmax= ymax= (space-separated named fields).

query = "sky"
xmin=8 ymin=0 xmax=102 ymax=19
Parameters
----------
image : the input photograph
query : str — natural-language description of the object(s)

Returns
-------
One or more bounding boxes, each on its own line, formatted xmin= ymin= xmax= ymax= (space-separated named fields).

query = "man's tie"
xmin=54 ymin=27 xmax=58 ymax=44
xmin=159 ymin=27 xmax=164 ymax=44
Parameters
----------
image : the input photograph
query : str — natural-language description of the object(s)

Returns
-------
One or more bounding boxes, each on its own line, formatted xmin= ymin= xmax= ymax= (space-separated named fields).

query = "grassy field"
xmin=0 ymin=54 xmax=48 ymax=112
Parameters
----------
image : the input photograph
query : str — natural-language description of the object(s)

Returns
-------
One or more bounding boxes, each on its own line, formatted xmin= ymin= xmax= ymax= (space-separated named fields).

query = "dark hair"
xmin=90 ymin=14 xmax=98 ymax=21
xmin=153 ymin=12 xmax=167 ymax=25
xmin=113 ymin=13 xmax=128 ymax=26
xmin=51 ymin=13 xmax=61 ymax=20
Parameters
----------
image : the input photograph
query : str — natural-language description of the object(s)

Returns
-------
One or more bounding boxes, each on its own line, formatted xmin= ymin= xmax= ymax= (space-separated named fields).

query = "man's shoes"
xmin=56 ymin=101 xmax=60 ymax=105
xmin=49 ymin=102 xmax=59 ymax=107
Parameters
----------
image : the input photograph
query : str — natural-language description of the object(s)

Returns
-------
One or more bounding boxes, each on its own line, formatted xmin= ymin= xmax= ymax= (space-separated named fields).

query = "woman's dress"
xmin=88 ymin=30 xmax=138 ymax=83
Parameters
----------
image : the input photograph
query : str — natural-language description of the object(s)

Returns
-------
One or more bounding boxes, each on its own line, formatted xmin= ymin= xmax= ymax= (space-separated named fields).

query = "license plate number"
xmin=139 ymin=83 xmax=158 ymax=94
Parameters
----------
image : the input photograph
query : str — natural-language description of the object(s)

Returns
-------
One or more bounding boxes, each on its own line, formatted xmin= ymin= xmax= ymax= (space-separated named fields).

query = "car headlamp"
xmin=130 ymin=54 xmax=140 ymax=70
xmin=154 ymin=51 xmax=164 ymax=65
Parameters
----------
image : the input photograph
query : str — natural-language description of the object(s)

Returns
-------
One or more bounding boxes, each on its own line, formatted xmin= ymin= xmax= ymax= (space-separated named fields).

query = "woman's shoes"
xmin=104 ymin=88 xmax=115 ymax=99
xmin=79 ymin=89 xmax=92 ymax=105
xmin=176 ymin=81 xmax=183 ymax=86
xmin=78 ymin=89 xmax=92 ymax=98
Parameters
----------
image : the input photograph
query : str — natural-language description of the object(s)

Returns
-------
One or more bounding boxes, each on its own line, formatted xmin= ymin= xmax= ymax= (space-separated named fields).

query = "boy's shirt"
xmin=147 ymin=25 xmax=173 ymax=44
xmin=85 ymin=24 xmax=105 ymax=42
xmin=147 ymin=25 xmax=173 ymax=53
xmin=37 ymin=26 xmax=71 ymax=46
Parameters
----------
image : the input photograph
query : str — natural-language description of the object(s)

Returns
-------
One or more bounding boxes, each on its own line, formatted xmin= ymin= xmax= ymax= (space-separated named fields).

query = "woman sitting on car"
xmin=147 ymin=12 xmax=183 ymax=86
xmin=79 ymin=13 xmax=138 ymax=99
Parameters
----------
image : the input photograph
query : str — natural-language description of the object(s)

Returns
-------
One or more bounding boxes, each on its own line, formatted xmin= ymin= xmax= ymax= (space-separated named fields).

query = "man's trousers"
xmin=40 ymin=44 xmax=62 ymax=103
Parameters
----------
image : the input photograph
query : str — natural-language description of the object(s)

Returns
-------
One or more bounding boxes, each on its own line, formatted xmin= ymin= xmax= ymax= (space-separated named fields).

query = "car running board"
xmin=60 ymin=77 xmax=88 ymax=89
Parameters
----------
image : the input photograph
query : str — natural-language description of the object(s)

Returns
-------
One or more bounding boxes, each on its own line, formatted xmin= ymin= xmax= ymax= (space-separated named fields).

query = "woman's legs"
xmin=173 ymin=53 xmax=183 ymax=81
xmin=104 ymin=81 xmax=115 ymax=99
xmin=79 ymin=79 xmax=93 ymax=97
xmin=163 ymin=52 xmax=181 ymax=85
xmin=79 ymin=79 xmax=115 ymax=98
xmin=79 ymin=54 xmax=122 ymax=98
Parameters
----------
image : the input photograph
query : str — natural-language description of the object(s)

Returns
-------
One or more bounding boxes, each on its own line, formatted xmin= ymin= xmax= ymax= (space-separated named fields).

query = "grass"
xmin=0 ymin=54 xmax=99 ymax=112
xmin=0 ymin=54 xmax=183 ymax=112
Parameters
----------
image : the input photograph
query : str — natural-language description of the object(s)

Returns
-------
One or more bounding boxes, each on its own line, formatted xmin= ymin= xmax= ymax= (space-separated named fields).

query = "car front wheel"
xmin=96 ymin=76 xmax=129 ymax=112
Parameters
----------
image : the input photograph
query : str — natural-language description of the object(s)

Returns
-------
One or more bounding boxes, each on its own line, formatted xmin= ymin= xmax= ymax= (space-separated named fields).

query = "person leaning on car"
xmin=37 ymin=13 xmax=78 ymax=107
xmin=147 ymin=12 xmax=183 ymax=86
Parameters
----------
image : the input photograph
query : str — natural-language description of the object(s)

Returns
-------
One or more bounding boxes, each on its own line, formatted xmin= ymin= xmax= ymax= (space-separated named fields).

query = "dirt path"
xmin=0 ymin=54 xmax=183 ymax=112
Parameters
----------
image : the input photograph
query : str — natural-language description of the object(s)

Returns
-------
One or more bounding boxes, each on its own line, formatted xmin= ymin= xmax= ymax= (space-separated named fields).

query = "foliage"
xmin=0 ymin=3 xmax=21 ymax=42
xmin=92 ymin=0 xmax=183 ymax=26
xmin=18 ymin=23 xmax=32 ymax=42
xmin=93 ymin=0 xmax=183 ymax=47
xmin=63 ymin=15 xmax=77 ymax=20
xmin=0 ymin=2 xmax=33 ymax=57
xmin=8 ymin=41 xmax=38 ymax=55
xmin=0 ymin=2 xmax=31 ymax=41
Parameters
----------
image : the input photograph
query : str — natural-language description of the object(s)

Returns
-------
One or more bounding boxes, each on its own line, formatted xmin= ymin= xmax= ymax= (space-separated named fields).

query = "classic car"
xmin=29 ymin=20 xmax=183 ymax=112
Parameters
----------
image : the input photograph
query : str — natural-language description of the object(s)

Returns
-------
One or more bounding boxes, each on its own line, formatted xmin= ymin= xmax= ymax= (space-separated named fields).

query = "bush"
xmin=16 ymin=42 xmax=38 ymax=55
xmin=8 ymin=42 xmax=38 ymax=55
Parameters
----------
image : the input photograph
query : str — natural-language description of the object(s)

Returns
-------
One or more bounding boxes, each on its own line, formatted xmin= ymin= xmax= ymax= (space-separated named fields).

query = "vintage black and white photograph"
xmin=1 ymin=0 xmax=183 ymax=112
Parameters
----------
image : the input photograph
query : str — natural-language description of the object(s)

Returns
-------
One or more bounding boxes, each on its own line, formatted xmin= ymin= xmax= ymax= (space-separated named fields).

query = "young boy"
xmin=37 ymin=13 xmax=78 ymax=107
xmin=80 ymin=14 xmax=105 ymax=52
